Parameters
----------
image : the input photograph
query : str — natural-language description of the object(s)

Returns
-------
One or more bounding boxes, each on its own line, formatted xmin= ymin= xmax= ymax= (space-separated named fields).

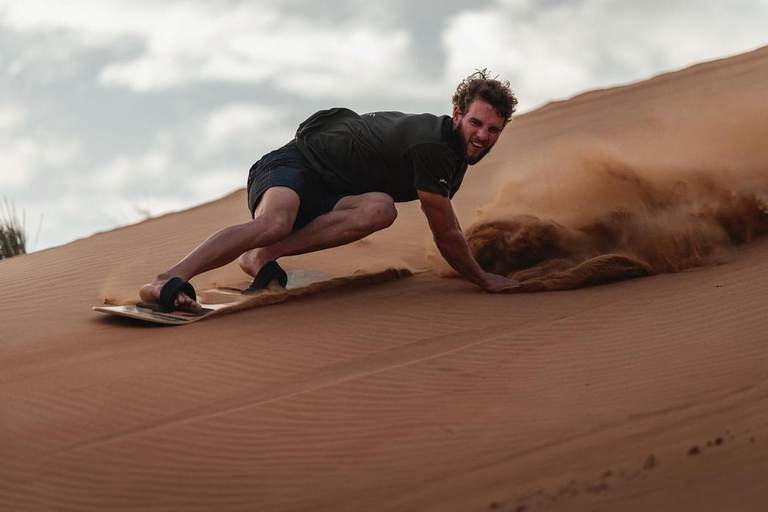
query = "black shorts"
xmin=246 ymin=140 xmax=346 ymax=231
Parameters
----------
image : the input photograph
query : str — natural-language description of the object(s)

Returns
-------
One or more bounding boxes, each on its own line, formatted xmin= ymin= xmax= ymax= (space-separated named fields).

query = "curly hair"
xmin=452 ymin=69 xmax=518 ymax=124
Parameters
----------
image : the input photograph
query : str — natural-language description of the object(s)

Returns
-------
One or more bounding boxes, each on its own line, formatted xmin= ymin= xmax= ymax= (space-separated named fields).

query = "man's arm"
xmin=418 ymin=189 xmax=519 ymax=292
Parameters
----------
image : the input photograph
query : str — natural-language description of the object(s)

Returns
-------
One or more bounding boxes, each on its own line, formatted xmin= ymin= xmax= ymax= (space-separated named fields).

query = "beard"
xmin=452 ymin=122 xmax=493 ymax=165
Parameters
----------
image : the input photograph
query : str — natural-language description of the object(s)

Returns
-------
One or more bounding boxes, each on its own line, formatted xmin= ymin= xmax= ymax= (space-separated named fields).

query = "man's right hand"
xmin=480 ymin=272 xmax=520 ymax=293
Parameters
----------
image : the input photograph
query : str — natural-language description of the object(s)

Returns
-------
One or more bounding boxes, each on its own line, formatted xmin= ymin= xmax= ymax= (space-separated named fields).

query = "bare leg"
xmin=139 ymin=187 xmax=300 ymax=311
xmin=239 ymin=192 xmax=397 ymax=277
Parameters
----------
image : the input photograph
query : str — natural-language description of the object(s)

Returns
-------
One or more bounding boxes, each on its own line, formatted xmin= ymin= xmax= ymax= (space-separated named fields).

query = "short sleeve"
xmin=407 ymin=144 xmax=455 ymax=197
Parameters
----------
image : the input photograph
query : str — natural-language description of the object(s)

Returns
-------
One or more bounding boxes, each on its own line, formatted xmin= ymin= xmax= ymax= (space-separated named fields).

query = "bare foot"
xmin=238 ymin=250 xmax=286 ymax=290
xmin=139 ymin=276 xmax=202 ymax=313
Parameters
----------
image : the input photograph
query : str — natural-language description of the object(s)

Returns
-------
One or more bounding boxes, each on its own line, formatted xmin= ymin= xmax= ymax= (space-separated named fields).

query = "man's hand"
xmin=479 ymin=272 xmax=520 ymax=293
xmin=418 ymin=189 xmax=520 ymax=292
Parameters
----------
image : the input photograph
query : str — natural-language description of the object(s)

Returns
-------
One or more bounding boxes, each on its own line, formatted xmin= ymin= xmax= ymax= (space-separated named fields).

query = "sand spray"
xmin=465 ymin=150 xmax=768 ymax=291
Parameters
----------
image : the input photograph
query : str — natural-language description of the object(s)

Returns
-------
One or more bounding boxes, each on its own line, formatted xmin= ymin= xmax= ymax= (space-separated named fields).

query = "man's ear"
xmin=452 ymin=105 xmax=462 ymax=127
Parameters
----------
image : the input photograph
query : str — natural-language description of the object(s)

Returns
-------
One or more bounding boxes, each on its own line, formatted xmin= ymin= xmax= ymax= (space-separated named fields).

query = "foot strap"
xmin=245 ymin=261 xmax=288 ymax=293
xmin=159 ymin=277 xmax=197 ymax=312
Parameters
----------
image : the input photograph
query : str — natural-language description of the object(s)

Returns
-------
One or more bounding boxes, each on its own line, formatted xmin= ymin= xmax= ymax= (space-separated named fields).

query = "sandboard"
xmin=93 ymin=268 xmax=410 ymax=325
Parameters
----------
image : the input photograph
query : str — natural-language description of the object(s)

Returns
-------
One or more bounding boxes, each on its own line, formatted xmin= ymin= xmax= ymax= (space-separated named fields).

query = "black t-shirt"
xmin=294 ymin=108 xmax=468 ymax=202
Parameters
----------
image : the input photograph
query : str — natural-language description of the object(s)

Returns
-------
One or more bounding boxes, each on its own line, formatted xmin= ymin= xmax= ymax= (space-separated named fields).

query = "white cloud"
xmin=100 ymin=16 xmax=420 ymax=99
xmin=203 ymin=103 xmax=291 ymax=153
xmin=187 ymin=166 xmax=243 ymax=201
xmin=95 ymin=3 xmax=282 ymax=91
xmin=92 ymin=101 xmax=292 ymax=201
xmin=443 ymin=0 xmax=768 ymax=111
xmin=88 ymin=103 xmax=288 ymax=226
xmin=93 ymin=149 xmax=172 ymax=191
xmin=1 ymin=0 xmax=426 ymax=99
xmin=0 ymin=135 xmax=81 ymax=188
xmin=0 ymin=103 xmax=25 ymax=130
xmin=273 ymin=29 xmax=416 ymax=99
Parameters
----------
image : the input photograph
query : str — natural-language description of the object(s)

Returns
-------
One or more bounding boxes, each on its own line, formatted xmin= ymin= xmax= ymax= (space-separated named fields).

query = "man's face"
xmin=452 ymin=99 xmax=506 ymax=165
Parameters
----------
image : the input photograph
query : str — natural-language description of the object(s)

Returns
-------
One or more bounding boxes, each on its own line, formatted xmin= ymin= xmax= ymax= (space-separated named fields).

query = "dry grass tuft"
xmin=0 ymin=198 xmax=27 ymax=259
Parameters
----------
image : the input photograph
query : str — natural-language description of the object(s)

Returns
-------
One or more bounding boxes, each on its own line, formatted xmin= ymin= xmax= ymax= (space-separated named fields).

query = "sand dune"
xmin=2 ymin=47 xmax=768 ymax=511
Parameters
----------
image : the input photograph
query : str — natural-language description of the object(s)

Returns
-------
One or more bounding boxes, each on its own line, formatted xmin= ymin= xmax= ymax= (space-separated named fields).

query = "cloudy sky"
xmin=2 ymin=0 xmax=767 ymax=251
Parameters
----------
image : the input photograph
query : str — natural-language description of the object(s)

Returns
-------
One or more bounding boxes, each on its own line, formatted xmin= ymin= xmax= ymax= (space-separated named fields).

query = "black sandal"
xmin=244 ymin=261 xmax=288 ymax=293
xmin=158 ymin=277 xmax=197 ymax=312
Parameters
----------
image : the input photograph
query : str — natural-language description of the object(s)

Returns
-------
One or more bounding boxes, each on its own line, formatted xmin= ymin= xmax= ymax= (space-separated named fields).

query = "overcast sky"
xmin=2 ymin=0 xmax=767 ymax=251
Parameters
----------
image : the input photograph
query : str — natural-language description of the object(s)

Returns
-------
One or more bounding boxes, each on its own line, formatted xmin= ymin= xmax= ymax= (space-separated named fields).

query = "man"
xmin=140 ymin=70 xmax=520 ymax=312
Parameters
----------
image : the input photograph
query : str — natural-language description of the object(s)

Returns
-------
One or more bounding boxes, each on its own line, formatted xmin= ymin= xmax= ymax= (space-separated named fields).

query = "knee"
xmin=361 ymin=194 xmax=397 ymax=231
xmin=253 ymin=214 xmax=293 ymax=245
